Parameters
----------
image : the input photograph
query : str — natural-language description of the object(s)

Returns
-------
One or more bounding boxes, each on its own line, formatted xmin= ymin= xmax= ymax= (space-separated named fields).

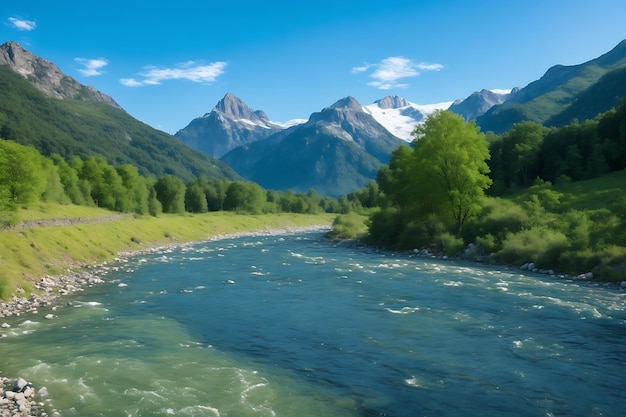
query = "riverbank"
xmin=0 ymin=209 xmax=335 ymax=300
xmin=0 ymin=220 xmax=332 ymax=318
xmin=0 ymin=211 xmax=331 ymax=417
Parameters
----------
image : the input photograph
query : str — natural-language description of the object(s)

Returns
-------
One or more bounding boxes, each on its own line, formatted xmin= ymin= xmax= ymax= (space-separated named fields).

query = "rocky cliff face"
xmin=448 ymin=88 xmax=519 ymax=121
xmin=175 ymin=92 xmax=286 ymax=158
xmin=0 ymin=41 xmax=121 ymax=109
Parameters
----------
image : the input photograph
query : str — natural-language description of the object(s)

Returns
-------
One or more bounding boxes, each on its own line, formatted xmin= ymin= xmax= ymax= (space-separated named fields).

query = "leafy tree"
xmin=40 ymin=157 xmax=69 ymax=204
xmin=495 ymin=121 xmax=545 ymax=188
xmin=51 ymin=154 xmax=92 ymax=205
xmin=79 ymin=156 xmax=128 ymax=211
xmin=0 ymin=140 xmax=47 ymax=207
xmin=117 ymin=164 xmax=149 ymax=214
xmin=185 ymin=180 xmax=208 ymax=213
xmin=223 ymin=181 xmax=265 ymax=214
xmin=154 ymin=174 xmax=186 ymax=213
xmin=410 ymin=110 xmax=492 ymax=235
xmin=147 ymin=185 xmax=162 ymax=216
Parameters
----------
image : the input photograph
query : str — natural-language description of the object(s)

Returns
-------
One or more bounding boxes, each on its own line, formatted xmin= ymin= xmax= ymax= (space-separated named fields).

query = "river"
xmin=1 ymin=231 xmax=624 ymax=416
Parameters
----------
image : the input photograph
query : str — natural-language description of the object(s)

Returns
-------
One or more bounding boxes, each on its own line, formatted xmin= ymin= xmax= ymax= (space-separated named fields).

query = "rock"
xmin=1 ymin=323 xmax=10 ymax=328
xmin=12 ymin=378 xmax=28 ymax=393
xmin=44 ymin=314 xmax=54 ymax=320
xmin=584 ymin=272 xmax=593 ymax=280
xmin=22 ymin=387 xmax=34 ymax=398
xmin=527 ymin=263 xmax=535 ymax=271
xmin=520 ymin=263 xmax=529 ymax=270
xmin=620 ymin=281 xmax=626 ymax=288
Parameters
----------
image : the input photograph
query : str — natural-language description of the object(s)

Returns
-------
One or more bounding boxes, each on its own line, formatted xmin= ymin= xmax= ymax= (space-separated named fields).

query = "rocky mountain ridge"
xmin=175 ymin=93 xmax=287 ymax=158
xmin=449 ymin=88 xmax=520 ymax=121
xmin=0 ymin=41 xmax=121 ymax=109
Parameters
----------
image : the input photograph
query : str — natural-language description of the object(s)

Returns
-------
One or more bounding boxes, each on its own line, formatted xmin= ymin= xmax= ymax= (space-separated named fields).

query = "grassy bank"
xmin=0 ymin=203 xmax=335 ymax=299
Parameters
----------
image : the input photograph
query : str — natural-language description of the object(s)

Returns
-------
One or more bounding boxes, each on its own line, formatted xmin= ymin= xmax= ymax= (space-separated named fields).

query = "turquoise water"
xmin=1 ymin=232 xmax=625 ymax=416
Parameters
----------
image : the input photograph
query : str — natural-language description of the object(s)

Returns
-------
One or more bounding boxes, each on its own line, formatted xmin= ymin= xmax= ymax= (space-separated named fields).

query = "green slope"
xmin=0 ymin=65 xmax=240 ymax=181
xmin=477 ymin=39 xmax=626 ymax=133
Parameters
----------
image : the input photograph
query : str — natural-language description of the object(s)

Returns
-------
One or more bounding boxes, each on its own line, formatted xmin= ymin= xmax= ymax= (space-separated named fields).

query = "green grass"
xmin=551 ymin=170 xmax=626 ymax=210
xmin=0 ymin=204 xmax=335 ymax=299
xmin=508 ymin=169 xmax=626 ymax=211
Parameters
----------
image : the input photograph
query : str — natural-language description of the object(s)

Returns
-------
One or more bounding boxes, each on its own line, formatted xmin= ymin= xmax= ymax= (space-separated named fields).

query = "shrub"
xmin=498 ymin=226 xmax=569 ymax=268
xmin=435 ymin=232 xmax=465 ymax=256
xmin=327 ymin=212 xmax=368 ymax=240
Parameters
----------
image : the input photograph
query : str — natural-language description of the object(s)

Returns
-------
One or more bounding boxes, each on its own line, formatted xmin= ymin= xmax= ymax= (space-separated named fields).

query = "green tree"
xmin=505 ymin=121 xmax=545 ymax=187
xmin=117 ymin=164 xmax=149 ymax=214
xmin=223 ymin=181 xmax=265 ymax=214
xmin=377 ymin=111 xmax=491 ymax=240
xmin=51 ymin=154 xmax=91 ymax=205
xmin=411 ymin=111 xmax=491 ymax=235
xmin=154 ymin=175 xmax=186 ymax=213
xmin=185 ymin=179 xmax=208 ymax=213
xmin=0 ymin=140 xmax=46 ymax=208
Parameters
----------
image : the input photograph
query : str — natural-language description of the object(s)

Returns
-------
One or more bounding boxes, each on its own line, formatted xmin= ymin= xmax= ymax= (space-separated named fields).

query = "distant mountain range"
xmin=1 ymin=38 xmax=625 ymax=197
xmin=221 ymin=96 xmax=404 ymax=196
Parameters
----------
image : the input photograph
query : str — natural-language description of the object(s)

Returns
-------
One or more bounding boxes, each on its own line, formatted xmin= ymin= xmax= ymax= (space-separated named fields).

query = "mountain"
xmin=175 ymin=93 xmax=293 ymax=158
xmin=363 ymin=95 xmax=453 ymax=141
xmin=0 ymin=41 xmax=121 ymax=109
xmin=221 ymin=96 xmax=404 ymax=196
xmin=477 ymin=39 xmax=626 ymax=133
xmin=448 ymin=88 xmax=519 ymax=121
xmin=546 ymin=65 xmax=626 ymax=126
xmin=0 ymin=41 xmax=239 ymax=181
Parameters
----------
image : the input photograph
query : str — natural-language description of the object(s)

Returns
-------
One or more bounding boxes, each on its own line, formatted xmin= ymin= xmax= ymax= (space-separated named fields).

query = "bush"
xmin=327 ymin=213 xmax=368 ymax=240
xmin=475 ymin=233 xmax=497 ymax=254
xmin=435 ymin=232 xmax=465 ymax=256
xmin=497 ymin=226 xmax=569 ymax=268
xmin=463 ymin=198 xmax=529 ymax=242
xmin=557 ymin=248 xmax=599 ymax=275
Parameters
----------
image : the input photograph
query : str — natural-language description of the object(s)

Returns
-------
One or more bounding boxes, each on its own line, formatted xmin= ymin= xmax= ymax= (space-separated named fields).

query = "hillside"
xmin=546 ymin=66 xmax=626 ymax=126
xmin=0 ymin=43 xmax=239 ymax=181
xmin=477 ymin=39 xmax=626 ymax=133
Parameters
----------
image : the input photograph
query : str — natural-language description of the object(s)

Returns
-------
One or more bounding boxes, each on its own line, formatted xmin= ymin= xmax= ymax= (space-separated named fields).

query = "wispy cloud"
xmin=75 ymin=58 xmax=108 ymax=77
xmin=120 ymin=61 xmax=227 ymax=87
xmin=8 ymin=17 xmax=37 ymax=31
xmin=352 ymin=56 xmax=443 ymax=90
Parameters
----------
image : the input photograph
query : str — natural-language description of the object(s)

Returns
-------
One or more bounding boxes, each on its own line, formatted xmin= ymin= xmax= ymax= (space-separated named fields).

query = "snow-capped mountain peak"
xmin=363 ymin=95 xmax=453 ymax=141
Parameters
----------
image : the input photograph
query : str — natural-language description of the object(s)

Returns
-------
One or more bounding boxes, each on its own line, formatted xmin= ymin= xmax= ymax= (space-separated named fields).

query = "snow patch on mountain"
xmin=363 ymin=96 xmax=453 ymax=141
xmin=275 ymin=118 xmax=307 ymax=128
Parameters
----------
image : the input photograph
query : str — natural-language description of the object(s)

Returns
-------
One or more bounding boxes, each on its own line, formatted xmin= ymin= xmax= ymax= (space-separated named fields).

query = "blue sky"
xmin=2 ymin=0 xmax=626 ymax=134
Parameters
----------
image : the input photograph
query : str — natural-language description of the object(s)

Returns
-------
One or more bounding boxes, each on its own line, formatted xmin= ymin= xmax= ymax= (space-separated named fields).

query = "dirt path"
xmin=9 ymin=213 xmax=133 ymax=230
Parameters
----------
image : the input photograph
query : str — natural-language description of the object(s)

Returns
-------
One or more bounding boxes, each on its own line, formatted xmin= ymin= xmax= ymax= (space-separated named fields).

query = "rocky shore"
xmin=0 ymin=377 xmax=47 ymax=417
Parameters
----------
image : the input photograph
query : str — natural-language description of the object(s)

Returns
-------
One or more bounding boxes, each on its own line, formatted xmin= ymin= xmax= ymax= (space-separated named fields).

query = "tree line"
xmin=0 ymin=140 xmax=356 ymax=225
xmin=488 ymin=97 xmax=626 ymax=194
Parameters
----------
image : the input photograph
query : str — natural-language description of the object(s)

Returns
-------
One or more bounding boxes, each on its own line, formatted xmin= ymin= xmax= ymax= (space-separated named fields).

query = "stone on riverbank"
xmin=1 ymin=377 xmax=46 ymax=416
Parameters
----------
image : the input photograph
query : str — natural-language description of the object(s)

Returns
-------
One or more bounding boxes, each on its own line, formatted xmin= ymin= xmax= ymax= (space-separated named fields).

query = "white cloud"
xmin=354 ymin=56 xmax=443 ymax=90
xmin=75 ymin=58 xmax=108 ymax=77
xmin=120 ymin=78 xmax=144 ymax=87
xmin=351 ymin=63 xmax=371 ymax=73
xmin=489 ymin=88 xmax=512 ymax=95
xmin=8 ymin=17 xmax=37 ymax=31
xmin=120 ymin=61 xmax=227 ymax=87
